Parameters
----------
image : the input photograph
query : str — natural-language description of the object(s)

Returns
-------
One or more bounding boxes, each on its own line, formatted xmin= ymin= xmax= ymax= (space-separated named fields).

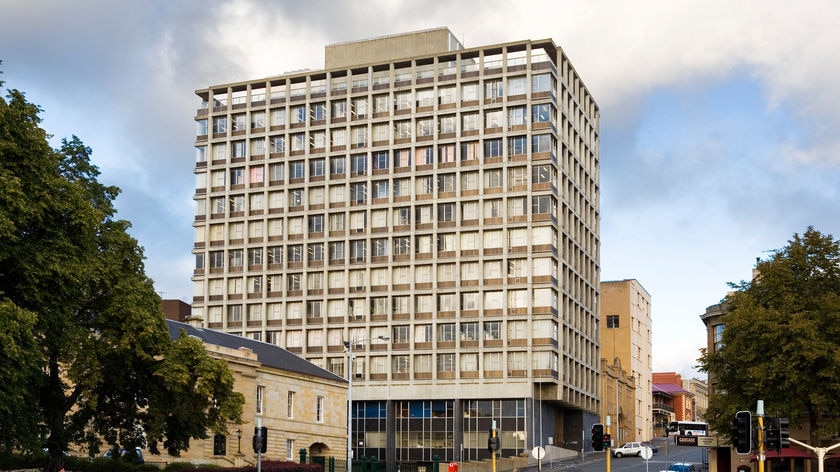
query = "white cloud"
xmin=3 ymin=0 xmax=840 ymax=375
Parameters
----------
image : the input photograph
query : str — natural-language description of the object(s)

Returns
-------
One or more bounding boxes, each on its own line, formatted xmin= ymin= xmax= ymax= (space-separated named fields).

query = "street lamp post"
xmin=345 ymin=335 xmax=389 ymax=465
xmin=236 ymin=429 xmax=242 ymax=454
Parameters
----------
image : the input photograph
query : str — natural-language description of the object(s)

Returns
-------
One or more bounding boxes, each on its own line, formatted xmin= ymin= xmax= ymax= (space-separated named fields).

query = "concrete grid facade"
xmin=191 ymin=28 xmax=600 ymax=467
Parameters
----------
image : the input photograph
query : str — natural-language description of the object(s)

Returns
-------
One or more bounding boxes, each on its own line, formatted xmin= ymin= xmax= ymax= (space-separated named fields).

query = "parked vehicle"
xmin=102 ymin=447 xmax=144 ymax=464
xmin=612 ymin=442 xmax=645 ymax=457
xmin=642 ymin=441 xmax=659 ymax=453
xmin=660 ymin=463 xmax=697 ymax=472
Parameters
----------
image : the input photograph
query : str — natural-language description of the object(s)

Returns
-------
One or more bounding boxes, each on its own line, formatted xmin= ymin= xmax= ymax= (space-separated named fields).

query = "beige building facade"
xmin=159 ymin=320 xmax=348 ymax=467
xmin=599 ymin=279 xmax=653 ymax=441
xmin=682 ymin=377 xmax=708 ymax=421
xmin=600 ymin=358 xmax=636 ymax=444
xmin=190 ymin=27 xmax=601 ymax=469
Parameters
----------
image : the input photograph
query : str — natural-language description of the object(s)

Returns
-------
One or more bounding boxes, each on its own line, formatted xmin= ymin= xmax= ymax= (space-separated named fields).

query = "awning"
xmin=751 ymin=449 xmax=815 ymax=461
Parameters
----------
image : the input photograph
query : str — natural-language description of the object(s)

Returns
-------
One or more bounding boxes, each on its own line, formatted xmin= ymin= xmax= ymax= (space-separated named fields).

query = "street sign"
xmin=641 ymin=446 xmax=653 ymax=460
xmin=675 ymin=435 xmax=718 ymax=447
xmin=698 ymin=436 xmax=718 ymax=447
xmin=676 ymin=436 xmax=699 ymax=447
xmin=532 ymin=446 xmax=546 ymax=460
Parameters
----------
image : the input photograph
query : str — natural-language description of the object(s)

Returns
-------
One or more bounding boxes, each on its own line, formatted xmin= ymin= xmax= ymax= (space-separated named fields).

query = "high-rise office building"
xmin=191 ymin=27 xmax=600 ymax=467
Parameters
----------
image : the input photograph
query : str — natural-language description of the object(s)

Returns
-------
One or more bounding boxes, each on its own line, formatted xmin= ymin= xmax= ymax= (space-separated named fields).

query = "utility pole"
xmin=606 ymin=416 xmax=611 ymax=472
xmin=757 ymin=400 xmax=765 ymax=472
xmin=489 ymin=420 xmax=499 ymax=472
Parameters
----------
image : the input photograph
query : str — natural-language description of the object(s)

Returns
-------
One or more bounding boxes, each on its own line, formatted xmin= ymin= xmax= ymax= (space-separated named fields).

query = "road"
xmin=523 ymin=438 xmax=709 ymax=472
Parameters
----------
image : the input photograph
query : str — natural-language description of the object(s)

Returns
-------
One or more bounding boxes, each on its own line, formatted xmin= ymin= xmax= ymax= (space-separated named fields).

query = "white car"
xmin=612 ymin=442 xmax=647 ymax=457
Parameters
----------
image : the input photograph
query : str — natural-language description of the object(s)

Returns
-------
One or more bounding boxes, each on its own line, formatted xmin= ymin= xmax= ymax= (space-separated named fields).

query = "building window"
xmin=308 ymin=242 xmax=324 ymax=261
xmin=531 ymin=195 xmax=556 ymax=216
xmin=286 ymin=439 xmax=294 ymax=460
xmin=508 ymin=76 xmax=527 ymax=96
xmin=461 ymin=141 xmax=479 ymax=161
xmin=351 ymin=183 xmax=367 ymax=204
xmin=714 ymin=324 xmax=724 ymax=352
xmin=271 ymin=136 xmax=285 ymax=154
xmin=332 ymin=100 xmax=347 ymax=118
xmin=228 ymin=305 xmax=242 ymax=323
xmin=484 ymin=138 xmax=503 ymax=158
xmin=438 ymin=174 xmax=456 ymax=193
xmin=437 ymin=203 xmax=455 ymax=222
xmin=439 ymin=115 xmax=456 ymax=134
xmin=308 ymin=215 xmax=324 ymax=233
xmin=330 ymin=156 xmax=345 ymax=175
xmin=606 ymin=315 xmax=619 ymax=328
xmin=351 ymin=154 xmax=367 ymax=175
xmin=232 ymin=141 xmax=246 ymax=158
xmin=462 ymin=112 xmax=479 ymax=131
xmin=372 ymin=238 xmax=389 ymax=257
xmin=213 ymin=116 xmax=227 ymax=134
xmin=230 ymin=168 xmax=245 ymax=185
xmin=533 ymin=164 xmax=554 ymax=184
xmin=209 ymin=251 xmax=224 ymax=269
xmin=316 ymin=396 xmax=325 ymax=423
xmin=290 ymin=161 xmax=305 ymax=179
xmin=256 ymin=385 xmax=265 ymax=415
xmin=437 ymin=353 xmax=455 ymax=372
xmin=393 ymin=236 xmax=410 ymax=255
xmin=307 ymin=301 xmax=322 ymax=318
xmin=394 ymin=149 xmax=411 ymax=168
xmin=251 ymin=111 xmax=265 ymax=129
xmin=310 ymin=158 xmax=325 ymax=177
xmin=229 ymin=249 xmax=244 ymax=267
xmin=271 ymin=108 xmax=286 ymax=127
xmin=417 ymin=118 xmax=434 ymax=136
xmin=329 ymin=241 xmax=344 ymax=261
xmin=372 ymin=180 xmax=389 ymax=199
xmin=287 ymin=391 xmax=295 ymax=418
xmin=392 ymin=325 xmax=410 ymax=344
xmin=393 ymin=355 xmax=410 ymax=374
xmin=248 ymin=249 xmax=262 ymax=266
xmin=532 ymin=103 xmax=554 ymax=123
xmin=532 ymin=73 xmax=554 ymax=93
xmin=291 ymin=105 xmax=306 ymax=124
xmin=373 ymin=151 xmax=389 ymax=170
xmin=287 ymin=245 xmax=303 ymax=263
xmin=311 ymin=102 xmax=326 ymax=121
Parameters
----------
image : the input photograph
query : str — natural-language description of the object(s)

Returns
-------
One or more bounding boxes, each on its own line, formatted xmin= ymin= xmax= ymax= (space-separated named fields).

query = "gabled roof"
xmin=166 ymin=320 xmax=347 ymax=384
xmin=653 ymin=383 xmax=691 ymax=395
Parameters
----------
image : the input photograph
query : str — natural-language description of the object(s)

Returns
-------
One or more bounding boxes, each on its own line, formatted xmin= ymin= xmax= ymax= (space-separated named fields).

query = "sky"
xmin=2 ymin=0 xmax=840 ymax=379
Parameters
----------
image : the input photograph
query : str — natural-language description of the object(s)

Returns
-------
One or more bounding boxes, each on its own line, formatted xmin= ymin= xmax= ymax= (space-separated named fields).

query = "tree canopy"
xmin=699 ymin=227 xmax=840 ymax=443
xmin=0 ymin=72 xmax=243 ymax=471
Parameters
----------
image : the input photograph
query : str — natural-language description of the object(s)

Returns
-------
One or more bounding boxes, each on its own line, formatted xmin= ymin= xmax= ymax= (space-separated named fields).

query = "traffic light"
xmin=732 ymin=411 xmax=752 ymax=455
xmin=779 ymin=417 xmax=790 ymax=449
xmin=603 ymin=433 xmax=612 ymax=449
xmin=488 ymin=426 xmax=500 ymax=453
xmin=487 ymin=436 xmax=500 ymax=453
xmin=765 ymin=419 xmax=780 ymax=452
xmin=253 ymin=426 xmax=268 ymax=453
xmin=591 ymin=423 xmax=605 ymax=451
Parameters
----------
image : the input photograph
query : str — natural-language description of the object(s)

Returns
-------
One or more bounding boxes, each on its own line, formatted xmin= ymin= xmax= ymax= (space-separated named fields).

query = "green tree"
xmin=699 ymin=227 xmax=840 ymax=445
xmin=0 ymin=75 xmax=243 ymax=471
